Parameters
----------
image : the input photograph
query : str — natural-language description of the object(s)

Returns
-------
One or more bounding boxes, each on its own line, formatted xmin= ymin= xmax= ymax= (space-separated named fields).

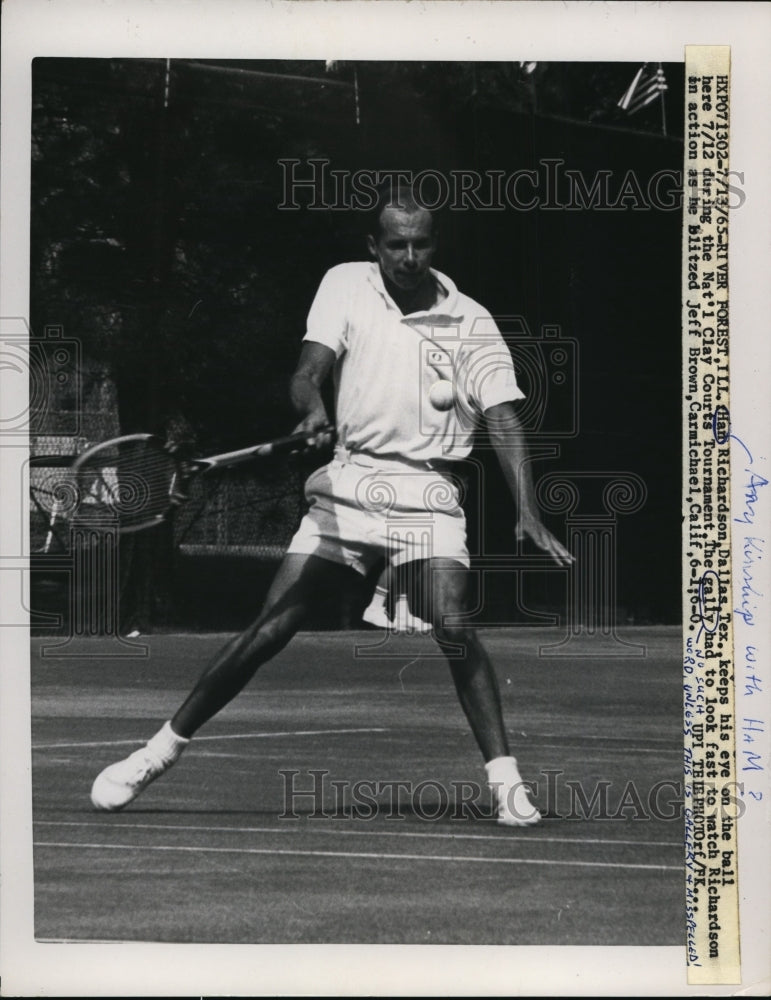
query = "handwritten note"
xmin=732 ymin=435 xmax=767 ymax=803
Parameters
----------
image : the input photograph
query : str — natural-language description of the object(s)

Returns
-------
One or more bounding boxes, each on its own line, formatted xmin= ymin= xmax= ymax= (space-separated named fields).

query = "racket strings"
xmin=74 ymin=441 xmax=180 ymax=530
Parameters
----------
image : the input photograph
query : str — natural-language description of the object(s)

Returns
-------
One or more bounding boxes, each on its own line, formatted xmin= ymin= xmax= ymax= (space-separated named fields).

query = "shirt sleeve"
xmin=460 ymin=314 xmax=526 ymax=413
xmin=303 ymin=265 xmax=349 ymax=358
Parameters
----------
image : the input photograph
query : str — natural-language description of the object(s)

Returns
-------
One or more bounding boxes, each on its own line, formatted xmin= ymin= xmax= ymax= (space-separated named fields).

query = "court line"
xmin=174 ymin=749 xmax=675 ymax=766
xmin=34 ymin=820 xmax=683 ymax=849
xmin=537 ymin=744 xmax=677 ymax=755
xmin=36 ymin=938 xmax=126 ymax=945
xmin=536 ymin=733 xmax=677 ymax=746
xmin=30 ymin=729 xmax=676 ymax=756
xmin=31 ymin=727 xmax=389 ymax=750
xmin=34 ymin=840 xmax=682 ymax=872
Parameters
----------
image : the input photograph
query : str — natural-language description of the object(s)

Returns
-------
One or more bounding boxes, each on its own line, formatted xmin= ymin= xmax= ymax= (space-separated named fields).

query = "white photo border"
xmin=1 ymin=1 xmax=769 ymax=996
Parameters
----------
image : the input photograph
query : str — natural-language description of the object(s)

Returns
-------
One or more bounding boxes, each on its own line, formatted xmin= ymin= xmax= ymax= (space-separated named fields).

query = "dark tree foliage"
xmin=31 ymin=58 xmax=363 ymax=447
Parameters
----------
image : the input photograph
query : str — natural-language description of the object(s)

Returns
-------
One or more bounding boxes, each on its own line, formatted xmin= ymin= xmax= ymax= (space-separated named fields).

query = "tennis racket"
xmin=69 ymin=426 xmax=334 ymax=535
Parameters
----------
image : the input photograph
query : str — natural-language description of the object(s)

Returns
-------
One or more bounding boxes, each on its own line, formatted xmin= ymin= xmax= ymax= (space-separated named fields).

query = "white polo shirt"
xmin=304 ymin=262 xmax=524 ymax=464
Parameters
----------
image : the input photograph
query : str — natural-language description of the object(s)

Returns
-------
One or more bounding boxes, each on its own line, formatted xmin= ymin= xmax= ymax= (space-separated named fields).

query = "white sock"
xmin=485 ymin=755 xmax=521 ymax=787
xmin=147 ymin=720 xmax=189 ymax=766
xmin=367 ymin=585 xmax=388 ymax=611
xmin=485 ymin=755 xmax=541 ymax=824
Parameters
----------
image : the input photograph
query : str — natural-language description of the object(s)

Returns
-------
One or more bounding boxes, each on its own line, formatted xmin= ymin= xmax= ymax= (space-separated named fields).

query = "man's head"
xmin=366 ymin=184 xmax=437 ymax=292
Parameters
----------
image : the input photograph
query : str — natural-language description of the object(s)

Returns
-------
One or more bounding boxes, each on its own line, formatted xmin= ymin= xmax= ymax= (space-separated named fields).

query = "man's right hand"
xmin=292 ymin=410 xmax=335 ymax=450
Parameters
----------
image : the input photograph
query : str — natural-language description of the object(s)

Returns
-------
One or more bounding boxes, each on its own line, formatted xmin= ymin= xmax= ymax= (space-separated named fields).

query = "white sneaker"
xmin=90 ymin=721 xmax=188 ymax=811
xmin=362 ymin=602 xmax=391 ymax=629
xmin=91 ymin=747 xmax=168 ymax=811
xmin=362 ymin=597 xmax=433 ymax=634
xmin=485 ymin=755 xmax=542 ymax=827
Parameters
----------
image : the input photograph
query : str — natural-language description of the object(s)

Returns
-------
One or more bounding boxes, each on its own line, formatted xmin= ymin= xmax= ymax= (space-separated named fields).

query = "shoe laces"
xmin=124 ymin=747 xmax=164 ymax=785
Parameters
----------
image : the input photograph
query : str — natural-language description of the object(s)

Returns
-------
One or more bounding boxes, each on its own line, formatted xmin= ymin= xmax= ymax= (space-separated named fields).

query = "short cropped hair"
xmin=367 ymin=180 xmax=437 ymax=240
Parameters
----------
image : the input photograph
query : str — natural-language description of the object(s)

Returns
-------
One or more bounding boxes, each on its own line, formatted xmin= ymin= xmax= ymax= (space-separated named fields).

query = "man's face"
xmin=367 ymin=206 xmax=436 ymax=291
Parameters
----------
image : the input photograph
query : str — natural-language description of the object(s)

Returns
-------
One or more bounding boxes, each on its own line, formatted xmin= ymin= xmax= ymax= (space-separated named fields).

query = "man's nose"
xmin=404 ymin=245 xmax=418 ymax=268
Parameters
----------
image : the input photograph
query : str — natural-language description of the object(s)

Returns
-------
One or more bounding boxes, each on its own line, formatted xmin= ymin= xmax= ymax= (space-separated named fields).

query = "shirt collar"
xmin=367 ymin=262 xmax=464 ymax=322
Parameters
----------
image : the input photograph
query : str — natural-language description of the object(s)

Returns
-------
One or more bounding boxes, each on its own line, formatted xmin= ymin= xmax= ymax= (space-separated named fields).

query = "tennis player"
xmin=91 ymin=184 xmax=573 ymax=825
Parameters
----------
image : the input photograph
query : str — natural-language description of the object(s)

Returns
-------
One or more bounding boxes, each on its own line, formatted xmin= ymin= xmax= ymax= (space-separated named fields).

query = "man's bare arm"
xmin=290 ymin=341 xmax=336 ymax=440
xmin=485 ymin=401 xmax=573 ymax=568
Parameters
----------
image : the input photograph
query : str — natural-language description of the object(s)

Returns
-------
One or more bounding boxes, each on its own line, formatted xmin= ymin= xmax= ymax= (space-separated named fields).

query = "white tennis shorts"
xmin=286 ymin=448 xmax=470 ymax=575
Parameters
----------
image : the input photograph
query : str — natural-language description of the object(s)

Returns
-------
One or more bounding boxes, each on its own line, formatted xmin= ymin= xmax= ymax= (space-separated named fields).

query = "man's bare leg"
xmin=416 ymin=558 xmax=541 ymax=826
xmin=90 ymin=554 xmax=353 ymax=810
xmin=172 ymin=554 xmax=352 ymax=737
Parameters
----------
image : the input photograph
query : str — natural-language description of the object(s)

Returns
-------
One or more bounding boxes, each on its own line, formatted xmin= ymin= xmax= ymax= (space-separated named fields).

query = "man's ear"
xmin=366 ymin=234 xmax=378 ymax=258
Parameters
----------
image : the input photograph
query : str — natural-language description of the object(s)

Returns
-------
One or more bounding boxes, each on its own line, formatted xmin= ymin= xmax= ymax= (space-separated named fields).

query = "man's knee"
xmin=433 ymin=622 xmax=478 ymax=654
xmin=237 ymin=608 xmax=300 ymax=660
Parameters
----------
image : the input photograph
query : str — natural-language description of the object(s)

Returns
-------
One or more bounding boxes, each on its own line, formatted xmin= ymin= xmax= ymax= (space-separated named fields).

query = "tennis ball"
xmin=428 ymin=379 xmax=455 ymax=411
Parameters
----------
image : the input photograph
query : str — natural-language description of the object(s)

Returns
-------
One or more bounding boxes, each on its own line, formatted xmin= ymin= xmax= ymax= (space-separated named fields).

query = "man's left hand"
xmin=516 ymin=515 xmax=574 ymax=567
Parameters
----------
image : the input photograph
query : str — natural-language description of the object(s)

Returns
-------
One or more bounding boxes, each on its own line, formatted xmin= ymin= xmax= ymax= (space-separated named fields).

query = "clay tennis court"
xmin=31 ymin=626 xmax=684 ymax=946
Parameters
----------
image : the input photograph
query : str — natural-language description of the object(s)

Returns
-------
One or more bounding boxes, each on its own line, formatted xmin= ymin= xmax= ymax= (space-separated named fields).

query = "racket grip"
xmin=202 ymin=426 xmax=336 ymax=470
xmin=268 ymin=425 xmax=335 ymax=455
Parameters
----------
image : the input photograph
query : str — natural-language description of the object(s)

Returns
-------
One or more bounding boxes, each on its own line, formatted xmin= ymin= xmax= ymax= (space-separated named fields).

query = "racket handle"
xmin=263 ymin=426 xmax=335 ymax=456
xmin=203 ymin=425 xmax=335 ymax=470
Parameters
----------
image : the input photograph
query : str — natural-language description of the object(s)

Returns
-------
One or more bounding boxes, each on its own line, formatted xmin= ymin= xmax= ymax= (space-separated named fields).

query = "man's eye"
xmin=386 ymin=242 xmax=429 ymax=251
